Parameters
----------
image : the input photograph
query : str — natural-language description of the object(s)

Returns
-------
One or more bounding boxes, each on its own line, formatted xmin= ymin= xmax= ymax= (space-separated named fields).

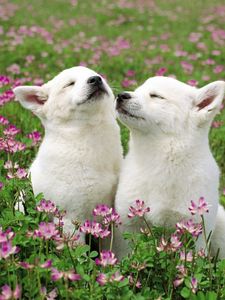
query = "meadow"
xmin=0 ymin=0 xmax=225 ymax=299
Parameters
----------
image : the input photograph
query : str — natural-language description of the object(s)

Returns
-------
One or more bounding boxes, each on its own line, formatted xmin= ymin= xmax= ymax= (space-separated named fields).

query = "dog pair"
xmin=13 ymin=67 xmax=225 ymax=258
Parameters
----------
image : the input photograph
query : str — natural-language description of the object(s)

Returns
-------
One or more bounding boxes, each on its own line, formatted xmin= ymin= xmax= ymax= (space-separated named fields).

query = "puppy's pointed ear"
xmin=13 ymin=86 xmax=48 ymax=115
xmin=195 ymin=81 xmax=225 ymax=122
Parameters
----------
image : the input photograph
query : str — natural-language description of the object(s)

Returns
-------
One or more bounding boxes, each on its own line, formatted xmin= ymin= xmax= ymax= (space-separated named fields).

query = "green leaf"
xmin=90 ymin=251 xmax=98 ymax=258
xmin=181 ymin=287 xmax=191 ymax=299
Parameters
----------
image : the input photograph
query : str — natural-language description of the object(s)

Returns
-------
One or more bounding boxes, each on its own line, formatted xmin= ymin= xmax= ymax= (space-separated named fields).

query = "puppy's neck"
xmin=129 ymin=130 xmax=210 ymax=162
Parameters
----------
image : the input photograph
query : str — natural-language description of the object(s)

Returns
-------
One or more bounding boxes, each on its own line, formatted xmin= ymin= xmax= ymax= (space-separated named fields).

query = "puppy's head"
xmin=116 ymin=76 xmax=225 ymax=136
xmin=13 ymin=67 xmax=114 ymax=126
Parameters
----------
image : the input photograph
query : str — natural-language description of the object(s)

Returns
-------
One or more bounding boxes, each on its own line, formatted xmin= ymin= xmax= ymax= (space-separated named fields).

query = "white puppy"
xmin=114 ymin=76 xmax=225 ymax=258
xmin=14 ymin=66 xmax=122 ymax=238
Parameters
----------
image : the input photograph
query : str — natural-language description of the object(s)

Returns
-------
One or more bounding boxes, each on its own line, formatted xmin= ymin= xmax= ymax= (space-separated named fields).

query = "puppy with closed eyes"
xmin=14 ymin=66 xmax=123 ymax=239
xmin=114 ymin=76 xmax=225 ymax=259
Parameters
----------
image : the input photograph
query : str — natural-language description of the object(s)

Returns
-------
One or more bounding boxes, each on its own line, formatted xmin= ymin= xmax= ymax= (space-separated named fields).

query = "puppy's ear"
xmin=194 ymin=81 xmax=225 ymax=123
xmin=13 ymin=86 xmax=48 ymax=115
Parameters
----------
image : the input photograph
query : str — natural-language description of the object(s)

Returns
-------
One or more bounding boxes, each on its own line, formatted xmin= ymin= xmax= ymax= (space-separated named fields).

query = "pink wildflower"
xmin=155 ymin=67 xmax=167 ymax=76
xmin=27 ymin=131 xmax=41 ymax=146
xmin=128 ymin=200 xmax=150 ymax=218
xmin=19 ymin=261 xmax=34 ymax=269
xmin=51 ymin=268 xmax=63 ymax=281
xmin=170 ymin=234 xmax=182 ymax=251
xmin=0 ymin=284 xmax=21 ymax=300
xmin=51 ymin=268 xmax=81 ymax=282
xmin=180 ymin=251 xmax=193 ymax=262
xmin=128 ymin=274 xmax=141 ymax=288
xmin=40 ymin=259 xmax=52 ymax=269
xmin=0 ymin=116 xmax=9 ymax=125
xmin=173 ymin=278 xmax=184 ymax=288
xmin=34 ymin=222 xmax=59 ymax=240
xmin=96 ymin=273 xmax=108 ymax=286
xmin=0 ymin=241 xmax=19 ymax=259
xmin=95 ymin=251 xmax=117 ymax=267
xmin=3 ymin=125 xmax=20 ymax=136
xmin=110 ymin=271 xmax=124 ymax=283
xmin=80 ymin=220 xmax=110 ymax=239
xmin=189 ymin=197 xmax=210 ymax=216
xmin=190 ymin=277 xmax=198 ymax=294
xmin=36 ymin=199 xmax=58 ymax=214
xmin=93 ymin=204 xmax=111 ymax=217
xmin=0 ymin=227 xmax=15 ymax=243
xmin=40 ymin=287 xmax=58 ymax=300
xmin=176 ymin=219 xmax=202 ymax=237
xmin=156 ymin=237 xmax=168 ymax=252
xmin=103 ymin=209 xmax=121 ymax=227
xmin=15 ymin=168 xmax=27 ymax=179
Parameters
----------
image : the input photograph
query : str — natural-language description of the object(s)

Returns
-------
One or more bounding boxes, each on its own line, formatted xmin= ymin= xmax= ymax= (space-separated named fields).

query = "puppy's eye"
xmin=150 ymin=94 xmax=164 ymax=99
xmin=64 ymin=82 xmax=75 ymax=88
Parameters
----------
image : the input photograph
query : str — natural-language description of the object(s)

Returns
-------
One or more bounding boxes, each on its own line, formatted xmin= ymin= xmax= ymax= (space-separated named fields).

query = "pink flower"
xmin=190 ymin=277 xmax=198 ymax=294
xmin=0 ymin=227 xmax=15 ymax=243
xmin=176 ymin=219 xmax=202 ymax=237
xmin=15 ymin=168 xmax=27 ymax=179
xmin=0 ymin=241 xmax=19 ymax=259
xmin=189 ymin=197 xmax=210 ymax=216
xmin=51 ymin=268 xmax=63 ymax=281
xmin=0 ymin=116 xmax=9 ymax=125
xmin=40 ymin=259 xmax=52 ymax=269
xmin=80 ymin=220 xmax=110 ymax=239
xmin=36 ymin=199 xmax=58 ymax=215
xmin=128 ymin=274 xmax=141 ymax=288
xmin=95 ymin=251 xmax=117 ymax=267
xmin=0 ymin=285 xmax=21 ymax=300
xmin=173 ymin=278 xmax=184 ymax=288
xmin=40 ymin=287 xmax=58 ymax=300
xmin=96 ymin=273 xmax=108 ymax=286
xmin=187 ymin=80 xmax=198 ymax=87
xmin=6 ymin=64 xmax=21 ymax=74
xmin=156 ymin=237 xmax=168 ymax=252
xmin=128 ymin=200 xmax=150 ymax=218
xmin=3 ymin=125 xmax=20 ymax=136
xmin=121 ymin=78 xmax=137 ymax=88
xmin=19 ymin=261 xmax=34 ymax=269
xmin=110 ymin=271 xmax=124 ymax=283
xmin=180 ymin=61 xmax=193 ymax=74
xmin=93 ymin=204 xmax=111 ymax=217
xmin=54 ymin=233 xmax=80 ymax=250
xmin=126 ymin=70 xmax=135 ymax=77
xmin=197 ymin=248 xmax=205 ymax=257
xmin=170 ymin=234 xmax=182 ymax=251
xmin=34 ymin=222 xmax=59 ymax=240
xmin=0 ymin=182 xmax=3 ymax=190
xmin=180 ymin=251 xmax=193 ymax=262
xmin=51 ymin=268 xmax=81 ymax=282
xmin=213 ymin=65 xmax=224 ymax=74
xmin=103 ymin=209 xmax=121 ymax=227
xmin=155 ymin=67 xmax=167 ymax=76
xmin=176 ymin=265 xmax=187 ymax=276
xmin=27 ymin=131 xmax=41 ymax=146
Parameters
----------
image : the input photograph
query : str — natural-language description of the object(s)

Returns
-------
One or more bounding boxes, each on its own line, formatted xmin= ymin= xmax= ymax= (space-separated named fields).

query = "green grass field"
xmin=1 ymin=0 xmax=225 ymax=192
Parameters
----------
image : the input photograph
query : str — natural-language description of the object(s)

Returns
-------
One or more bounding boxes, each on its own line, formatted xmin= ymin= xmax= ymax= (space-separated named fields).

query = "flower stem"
xmin=201 ymin=215 xmax=212 ymax=288
xmin=110 ymin=223 xmax=114 ymax=251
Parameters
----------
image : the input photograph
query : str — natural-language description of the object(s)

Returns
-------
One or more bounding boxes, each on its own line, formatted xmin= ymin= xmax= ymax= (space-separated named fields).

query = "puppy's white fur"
xmin=114 ymin=76 xmax=225 ymax=258
xmin=14 ymin=67 xmax=122 ymax=238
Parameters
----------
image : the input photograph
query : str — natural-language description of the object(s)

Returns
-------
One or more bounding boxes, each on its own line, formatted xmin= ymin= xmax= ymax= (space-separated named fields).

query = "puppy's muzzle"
xmin=86 ymin=76 xmax=108 ymax=100
xmin=87 ymin=76 xmax=103 ymax=87
xmin=116 ymin=92 xmax=131 ymax=109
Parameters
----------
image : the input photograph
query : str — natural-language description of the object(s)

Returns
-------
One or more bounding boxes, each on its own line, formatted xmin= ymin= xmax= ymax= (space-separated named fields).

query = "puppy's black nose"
xmin=117 ymin=92 xmax=131 ymax=102
xmin=87 ymin=76 xmax=102 ymax=86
